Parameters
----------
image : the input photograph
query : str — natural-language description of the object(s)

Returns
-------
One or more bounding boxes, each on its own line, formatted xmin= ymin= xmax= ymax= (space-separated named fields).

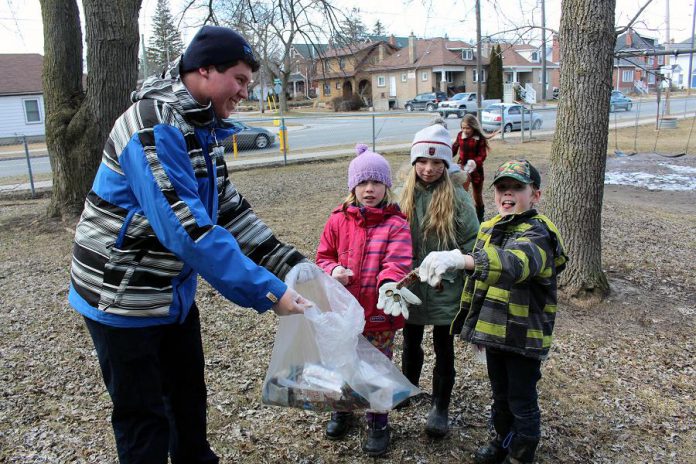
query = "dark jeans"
xmin=485 ymin=348 xmax=542 ymax=439
xmin=84 ymin=304 xmax=218 ymax=464
xmin=403 ymin=324 xmax=455 ymax=378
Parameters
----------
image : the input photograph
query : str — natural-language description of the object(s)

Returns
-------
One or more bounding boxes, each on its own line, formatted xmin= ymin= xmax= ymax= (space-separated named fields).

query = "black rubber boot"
xmin=325 ymin=411 xmax=353 ymax=440
xmin=474 ymin=434 xmax=509 ymax=464
xmin=425 ymin=374 xmax=455 ymax=437
xmin=502 ymin=434 xmax=539 ymax=464
xmin=476 ymin=205 xmax=485 ymax=223
xmin=362 ymin=413 xmax=390 ymax=457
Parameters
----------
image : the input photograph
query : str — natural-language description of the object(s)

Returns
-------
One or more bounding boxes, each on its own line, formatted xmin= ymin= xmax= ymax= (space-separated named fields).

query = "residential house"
xmin=669 ymin=36 xmax=695 ymax=89
xmin=313 ymin=41 xmax=399 ymax=106
xmin=288 ymin=43 xmax=329 ymax=98
xmin=486 ymin=40 xmax=560 ymax=101
xmin=367 ymin=34 xmax=487 ymax=111
xmin=0 ymin=54 xmax=45 ymax=141
xmin=614 ymin=29 xmax=666 ymax=93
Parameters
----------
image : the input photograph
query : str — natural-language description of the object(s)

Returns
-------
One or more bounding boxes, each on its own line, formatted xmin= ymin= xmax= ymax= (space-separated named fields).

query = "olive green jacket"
xmin=406 ymin=181 xmax=479 ymax=325
xmin=451 ymin=210 xmax=568 ymax=360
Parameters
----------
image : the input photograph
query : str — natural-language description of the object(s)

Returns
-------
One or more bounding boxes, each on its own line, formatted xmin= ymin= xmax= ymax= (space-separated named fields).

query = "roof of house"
xmin=0 ymin=54 xmax=43 ymax=96
xmin=672 ymin=36 xmax=696 ymax=51
xmin=615 ymin=29 xmax=664 ymax=52
xmin=292 ymin=43 xmax=329 ymax=60
xmin=494 ymin=43 xmax=558 ymax=68
xmin=367 ymin=37 xmax=486 ymax=71
xmin=320 ymin=41 xmax=395 ymax=59
xmin=367 ymin=34 xmax=410 ymax=49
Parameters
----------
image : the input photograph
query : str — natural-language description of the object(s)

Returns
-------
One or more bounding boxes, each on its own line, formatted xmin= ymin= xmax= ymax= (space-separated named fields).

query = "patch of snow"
xmin=604 ymin=171 xmax=696 ymax=191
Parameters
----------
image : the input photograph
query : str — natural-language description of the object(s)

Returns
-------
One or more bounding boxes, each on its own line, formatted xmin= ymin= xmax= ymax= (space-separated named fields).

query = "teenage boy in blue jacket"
xmin=69 ymin=26 xmax=313 ymax=463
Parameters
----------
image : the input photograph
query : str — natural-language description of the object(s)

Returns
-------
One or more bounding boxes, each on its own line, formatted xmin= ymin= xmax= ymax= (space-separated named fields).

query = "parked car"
xmin=221 ymin=121 xmax=276 ymax=150
xmin=610 ymin=90 xmax=633 ymax=112
xmin=404 ymin=92 xmax=447 ymax=112
xmin=481 ymin=103 xmax=543 ymax=133
xmin=438 ymin=92 xmax=478 ymax=118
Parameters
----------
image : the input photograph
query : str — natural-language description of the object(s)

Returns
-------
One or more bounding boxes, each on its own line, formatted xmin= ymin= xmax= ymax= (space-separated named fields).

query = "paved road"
xmin=3 ymin=96 xmax=696 ymax=178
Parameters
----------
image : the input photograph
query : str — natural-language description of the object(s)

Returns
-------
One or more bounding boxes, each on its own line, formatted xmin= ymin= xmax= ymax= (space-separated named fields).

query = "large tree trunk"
xmin=40 ymin=0 xmax=141 ymax=219
xmin=546 ymin=0 xmax=615 ymax=304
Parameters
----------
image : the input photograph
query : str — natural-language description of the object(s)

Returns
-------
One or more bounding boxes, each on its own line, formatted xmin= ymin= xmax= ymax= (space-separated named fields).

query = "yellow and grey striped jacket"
xmin=451 ymin=210 xmax=567 ymax=360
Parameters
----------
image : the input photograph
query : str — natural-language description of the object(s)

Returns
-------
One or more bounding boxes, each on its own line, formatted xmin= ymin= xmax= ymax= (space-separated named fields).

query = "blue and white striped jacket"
xmin=69 ymin=62 xmax=305 ymax=328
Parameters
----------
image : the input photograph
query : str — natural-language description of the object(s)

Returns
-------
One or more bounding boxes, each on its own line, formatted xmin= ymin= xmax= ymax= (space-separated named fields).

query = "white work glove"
xmin=331 ymin=265 xmax=354 ymax=286
xmin=418 ymin=249 xmax=468 ymax=287
xmin=285 ymin=261 xmax=323 ymax=284
xmin=463 ymin=159 xmax=476 ymax=174
xmin=272 ymin=287 xmax=313 ymax=316
xmin=376 ymin=282 xmax=422 ymax=319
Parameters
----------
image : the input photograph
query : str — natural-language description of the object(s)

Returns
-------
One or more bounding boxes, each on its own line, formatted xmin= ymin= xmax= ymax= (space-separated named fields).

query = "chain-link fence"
xmin=3 ymin=95 xmax=696 ymax=194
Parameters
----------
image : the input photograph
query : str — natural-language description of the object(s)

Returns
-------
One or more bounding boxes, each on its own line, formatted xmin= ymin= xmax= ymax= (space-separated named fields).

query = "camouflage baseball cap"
xmin=492 ymin=159 xmax=541 ymax=188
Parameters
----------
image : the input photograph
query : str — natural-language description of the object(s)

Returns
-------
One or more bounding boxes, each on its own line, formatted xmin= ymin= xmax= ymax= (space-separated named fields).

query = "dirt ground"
xmin=0 ymin=147 xmax=694 ymax=463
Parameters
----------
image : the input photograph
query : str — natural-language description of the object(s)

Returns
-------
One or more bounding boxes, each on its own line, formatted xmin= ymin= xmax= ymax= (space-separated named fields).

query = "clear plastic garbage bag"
xmin=262 ymin=264 xmax=421 ymax=412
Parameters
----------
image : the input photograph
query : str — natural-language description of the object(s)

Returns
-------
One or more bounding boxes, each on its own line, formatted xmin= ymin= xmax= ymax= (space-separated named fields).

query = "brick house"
xmin=614 ymin=29 xmax=667 ymax=93
xmin=312 ymin=41 xmax=399 ymax=106
xmin=367 ymin=34 xmax=488 ymax=111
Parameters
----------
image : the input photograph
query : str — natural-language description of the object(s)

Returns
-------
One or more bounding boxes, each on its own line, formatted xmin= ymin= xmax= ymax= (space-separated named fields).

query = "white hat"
xmin=410 ymin=124 xmax=453 ymax=168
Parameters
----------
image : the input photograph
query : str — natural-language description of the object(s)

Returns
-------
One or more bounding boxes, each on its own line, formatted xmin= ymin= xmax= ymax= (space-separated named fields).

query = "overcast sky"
xmin=1 ymin=0 xmax=693 ymax=55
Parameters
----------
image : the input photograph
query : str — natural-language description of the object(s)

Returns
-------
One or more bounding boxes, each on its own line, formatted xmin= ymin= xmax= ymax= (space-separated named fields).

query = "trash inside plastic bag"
xmin=262 ymin=263 xmax=420 ymax=412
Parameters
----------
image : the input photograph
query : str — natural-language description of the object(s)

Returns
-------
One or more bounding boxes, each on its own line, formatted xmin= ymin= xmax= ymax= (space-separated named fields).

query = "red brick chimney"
xmin=552 ymin=34 xmax=560 ymax=62
xmin=626 ymin=31 xmax=632 ymax=47
xmin=408 ymin=32 xmax=416 ymax=64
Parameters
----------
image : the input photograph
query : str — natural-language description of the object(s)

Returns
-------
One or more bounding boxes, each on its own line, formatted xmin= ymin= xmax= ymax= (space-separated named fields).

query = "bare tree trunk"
xmin=40 ymin=0 xmax=141 ymax=219
xmin=546 ymin=0 xmax=615 ymax=304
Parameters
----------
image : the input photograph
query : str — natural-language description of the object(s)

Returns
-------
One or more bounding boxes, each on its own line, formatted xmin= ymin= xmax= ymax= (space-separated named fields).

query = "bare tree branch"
xmin=615 ymin=0 xmax=654 ymax=36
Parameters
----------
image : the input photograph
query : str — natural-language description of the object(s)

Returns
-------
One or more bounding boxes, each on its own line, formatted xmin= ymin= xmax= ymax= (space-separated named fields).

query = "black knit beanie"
xmin=180 ymin=25 xmax=260 ymax=73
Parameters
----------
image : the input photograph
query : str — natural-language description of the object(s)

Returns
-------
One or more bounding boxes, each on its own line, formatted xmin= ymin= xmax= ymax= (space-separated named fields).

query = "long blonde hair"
xmin=400 ymin=167 xmax=457 ymax=249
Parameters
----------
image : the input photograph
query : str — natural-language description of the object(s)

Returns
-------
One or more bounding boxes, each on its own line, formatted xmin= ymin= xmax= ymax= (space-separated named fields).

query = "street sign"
xmin=273 ymin=78 xmax=282 ymax=85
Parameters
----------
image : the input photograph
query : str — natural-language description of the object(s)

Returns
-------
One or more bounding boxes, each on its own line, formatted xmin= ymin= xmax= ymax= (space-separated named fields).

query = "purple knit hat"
xmin=348 ymin=144 xmax=392 ymax=191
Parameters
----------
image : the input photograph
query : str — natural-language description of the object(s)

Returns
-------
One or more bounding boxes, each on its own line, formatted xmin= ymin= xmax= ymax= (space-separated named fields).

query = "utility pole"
xmin=689 ymin=1 xmax=696 ymax=96
xmin=664 ymin=0 xmax=671 ymax=114
xmin=475 ymin=0 xmax=482 ymax=116
xmin=541 ymin=0 xmax=547 ymax=104
xmin=140 ymin=34 xmax=148 ymax=79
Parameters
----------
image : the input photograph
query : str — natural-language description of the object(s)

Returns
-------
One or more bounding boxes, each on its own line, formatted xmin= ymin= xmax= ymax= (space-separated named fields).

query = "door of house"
xmin=389 ymin=76 xmax=397 ymax=97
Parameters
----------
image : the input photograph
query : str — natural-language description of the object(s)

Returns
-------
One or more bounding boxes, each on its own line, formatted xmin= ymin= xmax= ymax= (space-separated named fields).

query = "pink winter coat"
xmin=316 ymin=203 xmax=413 ymax=332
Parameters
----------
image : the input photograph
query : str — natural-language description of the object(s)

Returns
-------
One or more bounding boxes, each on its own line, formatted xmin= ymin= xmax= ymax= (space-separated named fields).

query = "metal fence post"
xmin=281 ymin=117 xmax=287 ymax=165
xmin=530 ymin=105 xmax=534 ymax=139
xmin=501 ymin=109 xmax=506 ymax=142
xmin=521 ymin=107 xmax=525 ymax=143
xmin=372 ymin=113 xmax=376 ymax=151
xmin=22 ymin=135 xmax=35 ymax=198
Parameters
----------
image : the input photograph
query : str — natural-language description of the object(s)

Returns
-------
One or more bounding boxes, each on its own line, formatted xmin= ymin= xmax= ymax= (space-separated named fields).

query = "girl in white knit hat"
xmin=398 ymin=124 xmax=479 ymax=437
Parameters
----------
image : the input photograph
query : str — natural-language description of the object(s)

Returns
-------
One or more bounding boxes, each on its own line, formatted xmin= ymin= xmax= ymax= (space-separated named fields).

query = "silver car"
xmin=481 ymin=103 xmax=543 ymax=133
xmin=221 ymin=121 xmax=276 ymax=151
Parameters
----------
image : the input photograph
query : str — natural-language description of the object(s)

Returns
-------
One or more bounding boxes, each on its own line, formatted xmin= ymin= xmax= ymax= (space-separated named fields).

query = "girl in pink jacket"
xmin=316 ymin=144 xmax=420 ymax=457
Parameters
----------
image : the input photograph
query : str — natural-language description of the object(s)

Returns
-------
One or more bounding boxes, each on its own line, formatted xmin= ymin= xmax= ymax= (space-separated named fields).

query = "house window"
xmin=421 ymin=71 xmax=428 ymax=81
xmin=531 ymin=51 xmax=539 ymax=62
xmin=323 ymin=83 xmax=331 ymax=96
xmin=622 ymin=70 xmax=634 ymax=82
xmin=339 ymin=57 xmax=345 ymax=70
xmin=647 ymin=57 xmax=654 ymax=67
xmin=401 ymin=73 xmax=407 ymax=82
xmin=461 ymin=49 xmax=473 ymax=60
xmin=648 ymin=73 xmax=655 ymax=84
xmin=657 ymin=55 xmax=664 ymax=65
xmin=473 ymin=69 xmax=485 ymax=82
xmin=377 ymin=76 xmax=386 ymax=87
xmin=538 ymin=71 xmax=550 ymax=84
xmin=335 ymin=81 xmax=341 ymax=90
xmin=24 ymin=99 xmax=41 ymax=123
